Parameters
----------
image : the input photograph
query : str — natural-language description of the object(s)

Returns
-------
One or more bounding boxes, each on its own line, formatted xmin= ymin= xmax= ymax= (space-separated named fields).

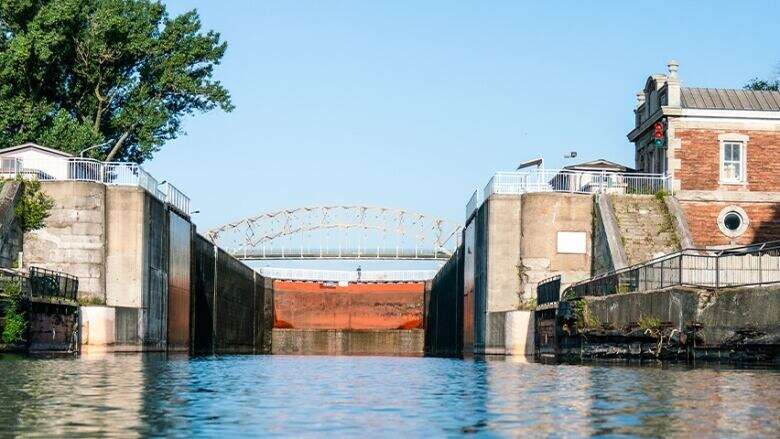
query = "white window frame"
xmin=718 ymin=133 xmax=749 ymax=185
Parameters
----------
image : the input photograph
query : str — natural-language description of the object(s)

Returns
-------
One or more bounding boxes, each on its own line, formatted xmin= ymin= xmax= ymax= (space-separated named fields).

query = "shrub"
xmin=14 ymin=178 xmax=54 ymax=232
xmin=1 ymin=279 xmax=26 ymax=344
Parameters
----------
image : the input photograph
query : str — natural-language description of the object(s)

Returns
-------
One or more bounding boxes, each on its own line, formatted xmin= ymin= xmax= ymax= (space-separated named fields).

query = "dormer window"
xmin=718 ymin=133 xmax=749 ymax=184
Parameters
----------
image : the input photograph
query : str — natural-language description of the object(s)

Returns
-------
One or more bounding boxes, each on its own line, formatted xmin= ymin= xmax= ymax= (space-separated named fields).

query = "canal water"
xmin=0 ymin=354 xmax=778 ymax=437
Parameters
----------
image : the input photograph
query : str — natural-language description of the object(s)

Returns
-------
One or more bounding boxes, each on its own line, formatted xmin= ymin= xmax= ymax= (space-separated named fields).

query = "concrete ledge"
xmin=665 ymin=196 xmax=694 ymax=249
xmin=584 ymin=285 xmax=780 ymax=347
xmin=271 ymin=329 xmax=424 ymax=356
xmin=596 ymin=194 xmax=628 ymax=270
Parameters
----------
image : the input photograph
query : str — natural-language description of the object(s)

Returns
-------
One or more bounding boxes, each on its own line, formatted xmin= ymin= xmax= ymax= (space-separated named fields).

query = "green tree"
xmin=744 ymin=78 xmax=779 ymax=91
xmin=0 ymin=0 xmax=233 ymax=163
xmin=745 ymin=63 xmax=779 ymax=91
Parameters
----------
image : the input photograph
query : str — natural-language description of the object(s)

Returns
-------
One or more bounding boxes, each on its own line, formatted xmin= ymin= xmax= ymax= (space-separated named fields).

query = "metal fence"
xmin=29 ymin=267 xmax=79 ymax=301
xmin=0 ymin=156 xmax=189 ymax=215
xmin=566 ymin=241 xmax=780 ymax=299
xmin=0 ymin=267 xmax=79 ymax=302
xmin=466 ymin=169 xmax=670 ymax=220
xmin=536 ymin=275 xmax=561 ymax=305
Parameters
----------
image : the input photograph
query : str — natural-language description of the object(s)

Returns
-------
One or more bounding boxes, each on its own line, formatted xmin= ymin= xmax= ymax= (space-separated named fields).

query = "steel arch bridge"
xmin=207 ymin=205 xmax=461 ymax=261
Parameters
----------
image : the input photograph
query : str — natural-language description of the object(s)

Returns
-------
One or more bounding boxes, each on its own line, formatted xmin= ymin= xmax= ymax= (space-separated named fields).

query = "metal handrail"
xmin=0 ymin=156 xmax=190 ymax=216
xmin=466 ymin=169 xmax=671 ymax=221
xmin=565 ymin=241 xmax=780 ymax=298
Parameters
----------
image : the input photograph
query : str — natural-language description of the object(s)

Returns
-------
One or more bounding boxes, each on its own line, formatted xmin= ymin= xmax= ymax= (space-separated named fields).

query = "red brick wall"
xmin=680 ymin=201 xmax=780 ymax=246
xmin=676 ymin=129 xmax=780 ymax=191
xmin=273 ymin=280 xmax=424 ymax=330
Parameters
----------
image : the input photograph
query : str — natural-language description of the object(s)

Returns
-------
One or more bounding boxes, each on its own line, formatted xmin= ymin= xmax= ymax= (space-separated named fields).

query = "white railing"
xmin=258 ymin=267 xmax=437 ymax=282
xmin=163 ymin=182 xmax=190 ymax=215
xmin=467 ymin=169 xmax=671 ymax=220
xmin=0 ymin=156 xmax=190 ymax=215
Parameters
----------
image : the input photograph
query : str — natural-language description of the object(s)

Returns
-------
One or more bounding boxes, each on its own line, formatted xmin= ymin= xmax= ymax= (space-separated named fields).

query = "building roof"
xmin=563 ymin=159 xmax=634 ymax=173
xmin=0 ymin=142 xmax=74 ymax=157
xmin=680 ymin=87 xmax=780 ymax=111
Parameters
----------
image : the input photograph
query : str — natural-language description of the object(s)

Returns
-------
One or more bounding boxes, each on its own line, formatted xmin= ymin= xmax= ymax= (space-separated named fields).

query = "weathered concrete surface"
xmin=504 ymin=310 xmax=534 ymax=356
xmin=105 ymin=186 xmax=145 ymax=308
xmin=462 ymin=192 xmax=592 ymax=355
xmin=483 ymin=310 xmax=535 ymax=355
xmin=585 ymin=285 xmax=780 ymax=349
xmin=24 ymin=181 xmax=106 ymax=302
xmin=80 ymin=306 xmax=115 ymax=352
xmin=273 ymin=280 xmax=424 ymax=330
xmin=610 ymin=195 xmax=680 ymax=264
xmin=0 ymin=181 xmax=22 ymax=268
xmin=272 ymin=328 xmax=423 ymax=356
xmin=519 ymin=193 xmax=593 ymax=297
xmin=592 ymin=194 xmax=627 ymax=275
xmin=485 ymin=195 xmax=522 ymax=311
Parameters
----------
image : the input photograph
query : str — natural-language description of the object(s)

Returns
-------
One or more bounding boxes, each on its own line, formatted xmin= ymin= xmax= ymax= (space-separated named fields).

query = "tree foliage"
xmin=744 ymin=78 xmax=780 ymax=91
xmin=14 ymin=178 xmax=54 ymax=232
xmin=0 ymin=0 xmax=233 ymax=163
xmin=1 ymin=278 xmax=26 ymax=344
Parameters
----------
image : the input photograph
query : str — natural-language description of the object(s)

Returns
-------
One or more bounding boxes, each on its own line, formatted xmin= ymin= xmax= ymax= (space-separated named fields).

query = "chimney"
xmin=666 ymin=59 xmax=681 ymax=107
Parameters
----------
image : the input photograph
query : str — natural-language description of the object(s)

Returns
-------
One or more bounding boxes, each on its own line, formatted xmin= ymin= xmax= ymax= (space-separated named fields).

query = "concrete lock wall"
xmin=190 ymin=234 xmax=272 ymax=355
xmin=24 ymin=180 xmax=273 ymax=354
xmin=425 ymin=245 xmax=464 ymax=357
xmin=458 ymin=192 xmax=593 ymax=355
xmin=191 ymin=233 xmax=215 ymax=353
xmin=584 ymin=285 xmax=780 ymax=349
xmin=24 ymin=181 xmax=107 ymax=302
xmin=168 ymin=212 xmax=191 ymax=351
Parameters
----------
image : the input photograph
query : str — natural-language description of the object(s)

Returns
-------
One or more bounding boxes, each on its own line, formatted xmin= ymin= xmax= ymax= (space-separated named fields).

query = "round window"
xmin=723 ymin=211 xmax=742 ymax=231
xmin=717 ymin=206 xmax=749 ymax=238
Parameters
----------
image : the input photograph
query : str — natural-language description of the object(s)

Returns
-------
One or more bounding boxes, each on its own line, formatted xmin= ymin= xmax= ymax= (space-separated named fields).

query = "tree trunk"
xmin=104 ymin=129 xmax=132 ymax=162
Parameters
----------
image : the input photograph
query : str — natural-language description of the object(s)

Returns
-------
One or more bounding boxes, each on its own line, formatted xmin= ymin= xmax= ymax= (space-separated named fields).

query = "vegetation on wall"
xmin=0 ymin=0 xmax=234 ymax=163
xmin=15 ymin=179 xmax=55 ymax=232
xmin=1 ymin=279 xmax=26 ymax=344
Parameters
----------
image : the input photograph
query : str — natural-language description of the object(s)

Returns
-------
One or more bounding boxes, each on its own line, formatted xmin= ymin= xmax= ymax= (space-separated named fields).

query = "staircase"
xmin=611 ymin=195 xmax=680 ymax=265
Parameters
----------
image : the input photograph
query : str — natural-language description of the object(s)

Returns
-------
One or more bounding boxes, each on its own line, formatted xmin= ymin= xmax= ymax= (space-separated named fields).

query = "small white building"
xmin=0 ymin=142 xmax=74 ymax=180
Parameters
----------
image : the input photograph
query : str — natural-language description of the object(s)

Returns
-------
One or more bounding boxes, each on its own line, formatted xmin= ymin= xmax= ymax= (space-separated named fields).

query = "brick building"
xmin=628 ymin=61 xmax=780 ymax=246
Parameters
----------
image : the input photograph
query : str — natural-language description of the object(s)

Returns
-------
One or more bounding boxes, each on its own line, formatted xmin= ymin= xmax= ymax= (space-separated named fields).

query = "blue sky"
xmin=151 ymin=0 xmax=777 ymax=237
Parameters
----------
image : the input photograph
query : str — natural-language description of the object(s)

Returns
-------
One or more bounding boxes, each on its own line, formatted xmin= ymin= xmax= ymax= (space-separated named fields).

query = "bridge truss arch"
xmin=207 ymin=205 xmax=462 ymax=261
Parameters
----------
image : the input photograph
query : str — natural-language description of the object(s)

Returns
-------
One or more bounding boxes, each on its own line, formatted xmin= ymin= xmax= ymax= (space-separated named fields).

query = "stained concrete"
xmin=272 ymin=328 xmax=424 ymax=356
xmin=584 ymin=285 xmax=780 ymax=348
xmin=24 ymin=181 xmax=107 ymax=302
xmin=461 ymin=192 xmax=593 ymax=355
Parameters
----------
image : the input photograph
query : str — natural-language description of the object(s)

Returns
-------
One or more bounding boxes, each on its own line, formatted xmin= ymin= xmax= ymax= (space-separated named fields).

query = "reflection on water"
xmin=0 ymin=354 xmax=778 ymax=437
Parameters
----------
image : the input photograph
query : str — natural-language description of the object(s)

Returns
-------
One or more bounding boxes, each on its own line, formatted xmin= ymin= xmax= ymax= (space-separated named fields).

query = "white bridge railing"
xmin=258 ymin=267 xmax=437 ymax=282
xmin=467 ymin=169 xmax=670 ymax=219
xmin=0 ymin=156 xmax=190 ymax=215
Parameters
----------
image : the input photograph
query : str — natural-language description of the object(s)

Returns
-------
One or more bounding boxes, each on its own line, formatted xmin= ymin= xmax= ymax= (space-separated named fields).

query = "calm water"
xmin=0 ymin=354 xmax=778 ymax=437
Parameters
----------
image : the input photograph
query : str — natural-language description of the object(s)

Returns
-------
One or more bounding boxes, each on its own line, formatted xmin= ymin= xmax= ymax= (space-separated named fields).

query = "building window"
xmin=718 ymin=133 xmax=749 ymax=184
xmin=717 ymin=205 xmax=749 ymax=238
xmin=721 ymin=142 xmax=744 ymax=182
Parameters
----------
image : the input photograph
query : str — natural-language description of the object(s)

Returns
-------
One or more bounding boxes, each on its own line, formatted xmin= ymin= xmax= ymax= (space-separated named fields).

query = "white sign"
xmin=557 ymin=231 xmax=586 ymax=254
